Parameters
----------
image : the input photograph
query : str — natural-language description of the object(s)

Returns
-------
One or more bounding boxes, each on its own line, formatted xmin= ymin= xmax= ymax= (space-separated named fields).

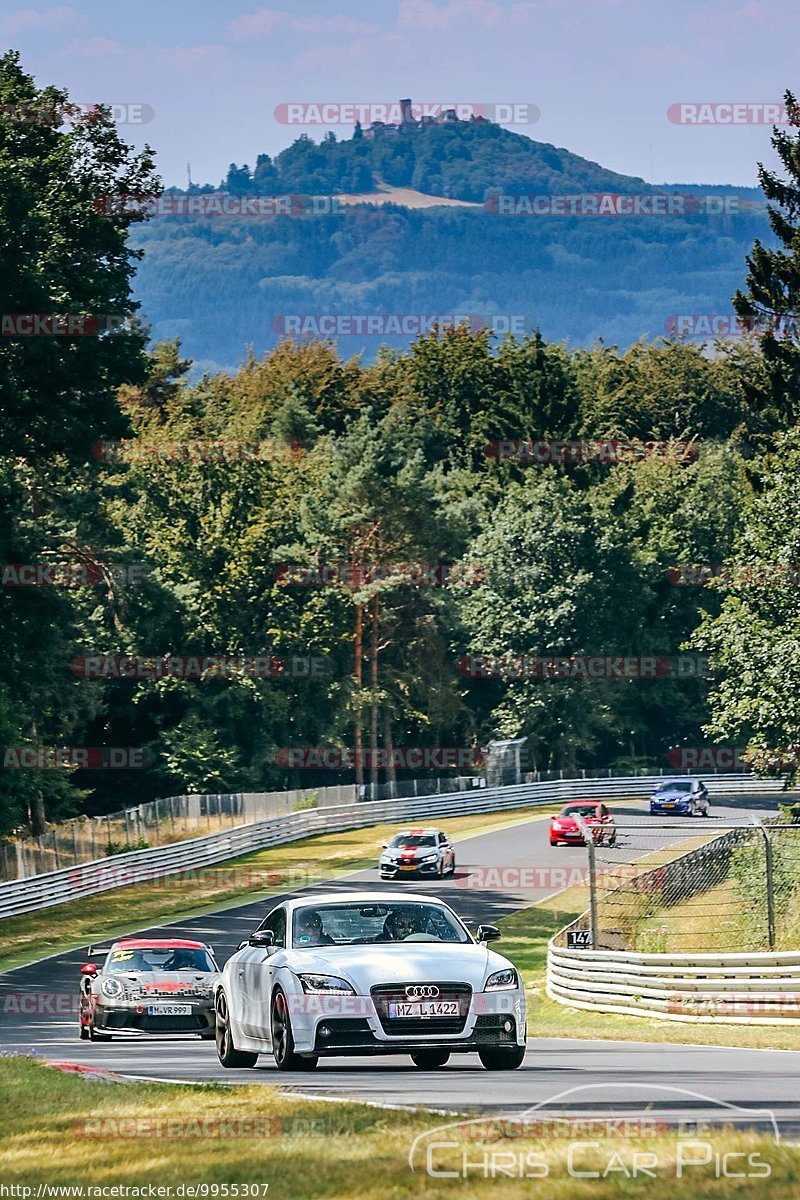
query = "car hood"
xmin=275 ymin=943 xmax=511 ymax=990
xmin=652 ymin=790 xmax=693 ymax=801
xmin=382 ymin=847 xmax=435 ymax=859
xmin=98 ymin=970 xmax=217 ymax=994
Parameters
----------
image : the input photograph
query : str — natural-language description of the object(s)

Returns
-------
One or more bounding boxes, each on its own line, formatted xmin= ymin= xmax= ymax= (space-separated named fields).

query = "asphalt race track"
xmin=4 ymin=793 xmax=800 ymax=1133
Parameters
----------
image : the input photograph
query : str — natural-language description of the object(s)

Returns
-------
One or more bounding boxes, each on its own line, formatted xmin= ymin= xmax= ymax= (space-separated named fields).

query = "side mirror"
xmin=248 ymin=930 xmax=275 ymax=949
xmin=381 ymin=842 xmax=389 ymax=849
xmin=476 ymin=924 xmax=501 ymax=943
xmin=80 ymin=962 xmax=98 ymax=976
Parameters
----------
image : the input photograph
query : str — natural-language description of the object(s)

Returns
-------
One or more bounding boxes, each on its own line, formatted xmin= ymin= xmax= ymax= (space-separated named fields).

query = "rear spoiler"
xmin=87 ymin=945 xmax=112 ymax=959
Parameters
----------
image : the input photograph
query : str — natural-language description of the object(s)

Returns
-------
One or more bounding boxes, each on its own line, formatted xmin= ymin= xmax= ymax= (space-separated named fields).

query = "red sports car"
xmin=549 ymin=802 xmax=616 ymax=847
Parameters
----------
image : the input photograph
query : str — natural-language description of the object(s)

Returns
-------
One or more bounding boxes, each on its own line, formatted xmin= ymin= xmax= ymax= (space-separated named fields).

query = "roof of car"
xmin=112 ymin=938 xmax=208 ymax=950
xmin=395 ymin=828 xmax=440 ymax=836
xmin=285 ymin=890 xmax=450 ymax=911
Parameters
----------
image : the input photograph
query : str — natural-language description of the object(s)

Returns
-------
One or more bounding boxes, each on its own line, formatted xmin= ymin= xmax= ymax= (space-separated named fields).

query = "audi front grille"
xmin=370 ymin=981 xmax=472 ymax=1035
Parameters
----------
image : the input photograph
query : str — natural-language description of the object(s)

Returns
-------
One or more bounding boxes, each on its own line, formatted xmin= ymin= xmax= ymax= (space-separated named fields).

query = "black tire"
xmin=410 ymin=1050 xmax=450 ymax=1069
xmin=215 ymin=990 xmax=258 ymax=1068
xmin=478 ymin=1045 xmax=526 ymax=1070
xmin=88 ymin=1022 xmax=111 ymax=1042
xmin=449 ymin=857 xmax=456 ymax=876
xmin=271 ymin=989 xmax=318 ymax=1071
xmin=606 ymin=833 xmax=617 ymax=846
xmin=79 ymin=1024 xmax=89 ymax=1041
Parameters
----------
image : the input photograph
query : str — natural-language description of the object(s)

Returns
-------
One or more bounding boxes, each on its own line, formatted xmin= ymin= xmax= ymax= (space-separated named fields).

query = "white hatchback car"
xmin=215 ymin=891 xmax=526 ymax=1072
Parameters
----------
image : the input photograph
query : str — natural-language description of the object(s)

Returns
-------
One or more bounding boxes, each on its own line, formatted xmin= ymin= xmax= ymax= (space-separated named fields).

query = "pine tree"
xmin=733 ymin=89 xmax=800 ymax=426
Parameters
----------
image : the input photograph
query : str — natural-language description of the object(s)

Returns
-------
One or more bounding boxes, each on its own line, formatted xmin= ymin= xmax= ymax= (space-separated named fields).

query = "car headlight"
xmin=420 ymin=854 xmax=438 ymax=863
xmin=100 ymin=978 xmax=124 ymax=998
xmin=297 ymin=974 xmax=355 ymax=995
xmin=484 ymin=968 xmax=519 ymax=991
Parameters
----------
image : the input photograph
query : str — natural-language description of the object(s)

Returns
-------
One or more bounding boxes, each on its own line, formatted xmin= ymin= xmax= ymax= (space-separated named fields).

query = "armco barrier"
xmin=547 ymin=943 xmax=800 ymax=1024
xmin=0 ymin=773 xmax=787 ymax=921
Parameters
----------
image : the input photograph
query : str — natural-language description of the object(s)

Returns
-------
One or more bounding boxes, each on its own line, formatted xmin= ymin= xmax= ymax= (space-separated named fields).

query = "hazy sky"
xmin=3 ymin=0 xmax=796 ymax=188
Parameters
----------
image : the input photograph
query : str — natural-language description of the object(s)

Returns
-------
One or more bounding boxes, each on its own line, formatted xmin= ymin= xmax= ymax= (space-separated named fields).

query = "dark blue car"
xmin=650 ymin=778 xmax=710 ymax=816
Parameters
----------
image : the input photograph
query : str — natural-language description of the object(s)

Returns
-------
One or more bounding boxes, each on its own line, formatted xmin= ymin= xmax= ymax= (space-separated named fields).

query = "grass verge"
xmin=0 ymin=1057 xmax=797 ymax=1197
xmin=499 ymin=900 xmax=800 ymax=1051
xmin=0 ymin=804 xmax=563 ymax=971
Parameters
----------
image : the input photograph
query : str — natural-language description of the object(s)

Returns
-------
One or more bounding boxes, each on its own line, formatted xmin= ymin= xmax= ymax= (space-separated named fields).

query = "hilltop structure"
xmin=364 ymin=98 xmax=491 ymax=137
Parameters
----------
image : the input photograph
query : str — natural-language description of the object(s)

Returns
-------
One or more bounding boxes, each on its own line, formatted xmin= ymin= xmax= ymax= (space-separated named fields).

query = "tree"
xmin=733 ymin=89 xmax=800 ymax=427
xmin=693 ymin=430 xmax=800 ymax=776
xmin=0 ymin=53 xmax=159 ymax=834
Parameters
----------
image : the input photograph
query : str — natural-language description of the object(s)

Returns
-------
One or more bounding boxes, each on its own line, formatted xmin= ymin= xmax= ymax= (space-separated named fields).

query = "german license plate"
xmin=388 ymin=1001 xmax=459 ymax=1018
xmin=147 ymin=1004 xmax=192 ymax=1016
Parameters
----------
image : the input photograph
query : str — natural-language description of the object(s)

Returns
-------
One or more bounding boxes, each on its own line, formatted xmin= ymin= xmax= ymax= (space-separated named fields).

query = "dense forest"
xmin=3 ymin=51 xmax=800 ymax=837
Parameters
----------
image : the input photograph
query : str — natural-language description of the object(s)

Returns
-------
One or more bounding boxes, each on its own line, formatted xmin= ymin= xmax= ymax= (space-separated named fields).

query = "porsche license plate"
xmin=147 ymin=1004 xmax=192 ymax=1016
xmin=388 ymin=1001 xmax=460 ymax=1018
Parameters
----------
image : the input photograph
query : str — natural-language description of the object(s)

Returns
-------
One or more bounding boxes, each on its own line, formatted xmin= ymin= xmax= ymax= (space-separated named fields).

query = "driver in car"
xmin=379 ymin=907 xmax=426 ymax=942
xmin=295 ymin=909 xmax=335 ymax=946
xmin=162 ymin=948 xmax=200 ymax=971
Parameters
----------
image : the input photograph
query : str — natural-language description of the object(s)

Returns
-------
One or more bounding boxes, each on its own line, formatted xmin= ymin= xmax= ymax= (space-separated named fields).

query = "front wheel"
xmin=216 ymin=991 xmax=258 ymax=1068
xmin=271 ymin=990 xmax=318 ymax=1071
xmin=411 ymin=1050 xmax=450 ymax=1069
xmin=478 ymin=1045 xmax=526 ymax=1070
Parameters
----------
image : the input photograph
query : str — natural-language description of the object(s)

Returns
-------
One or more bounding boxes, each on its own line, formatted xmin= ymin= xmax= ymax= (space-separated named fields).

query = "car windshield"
xmin=389 ymin=834 xmax=437 ymax=848
xmin=562 ymin=805 xmax=599 ymax=818
xmin=656 ymin=782 xmax=693 ymax=795
xmin=106 ymin=946 xmax=216 ymax=972
xmin=291 ymin=902 xmax=469 ymax=946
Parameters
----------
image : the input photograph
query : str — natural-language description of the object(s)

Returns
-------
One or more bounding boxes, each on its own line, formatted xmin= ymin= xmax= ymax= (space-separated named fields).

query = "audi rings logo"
xmin=405 ymin=984 xmax=439 ymax=999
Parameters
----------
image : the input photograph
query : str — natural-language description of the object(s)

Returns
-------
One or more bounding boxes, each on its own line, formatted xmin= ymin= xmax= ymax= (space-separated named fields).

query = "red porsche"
xmin=549 ymin=802 xmax=616 ymax=847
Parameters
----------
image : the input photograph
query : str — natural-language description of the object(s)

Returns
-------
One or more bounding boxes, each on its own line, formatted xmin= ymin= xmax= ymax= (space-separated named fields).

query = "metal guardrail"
xmin=0 ymin=773 xmax=784 ymax=921
xmin=547 ymin=942 xmax=800 ymax=1024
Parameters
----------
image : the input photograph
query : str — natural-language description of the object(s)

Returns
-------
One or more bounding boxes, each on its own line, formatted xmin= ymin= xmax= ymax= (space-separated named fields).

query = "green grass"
xmin=0 ymin=804 xmax=564 ymax=970
xmin=0 ymin=1057 xmax=797 ymax=1197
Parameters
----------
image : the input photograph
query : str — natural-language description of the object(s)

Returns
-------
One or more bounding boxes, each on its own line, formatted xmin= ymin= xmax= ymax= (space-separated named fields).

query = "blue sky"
xmin=3 ymin=0 xmax=797 ymax=188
